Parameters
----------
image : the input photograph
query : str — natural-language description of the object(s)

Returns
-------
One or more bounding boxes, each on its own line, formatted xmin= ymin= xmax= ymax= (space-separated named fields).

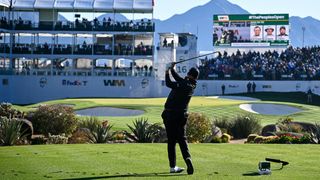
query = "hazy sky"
xmin=154 ymin=0 xmax=320 ymax=20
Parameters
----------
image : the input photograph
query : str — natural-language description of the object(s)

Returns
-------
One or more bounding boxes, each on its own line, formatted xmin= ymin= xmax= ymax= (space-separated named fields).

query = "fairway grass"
xmin=13 ymin=94 xmax=320 ymax=130
xmin=0 ymin=144 xmax=319 ymax=180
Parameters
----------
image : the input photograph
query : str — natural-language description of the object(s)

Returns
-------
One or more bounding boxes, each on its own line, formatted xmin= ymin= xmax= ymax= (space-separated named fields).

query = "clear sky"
xmin=154 ymin=0 xmax=320 ymax=20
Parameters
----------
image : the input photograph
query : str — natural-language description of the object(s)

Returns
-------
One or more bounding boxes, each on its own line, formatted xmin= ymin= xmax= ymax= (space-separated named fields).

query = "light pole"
xmin=302 ymin=26 xmax=306 ymax=47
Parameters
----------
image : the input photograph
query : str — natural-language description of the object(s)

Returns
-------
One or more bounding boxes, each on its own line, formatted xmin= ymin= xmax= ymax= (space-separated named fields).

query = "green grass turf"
xmin=12 ymin=92 xmax=320 ymax=130
xmin=0 ymin=144 xmax=319 ymax=180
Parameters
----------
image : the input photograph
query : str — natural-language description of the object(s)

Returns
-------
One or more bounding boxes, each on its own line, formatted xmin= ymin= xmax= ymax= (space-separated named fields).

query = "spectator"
xmin=221 ymin=84 xmax=225 ymax=95
xmin=163 ymin=38 xmax=168 ymax=47
xmin=307 ymin=88 xmax=313 ymax=103
xmin=247 ymin=82 xmax=252 ymax=93
xmin=252 ymin=82 xmax=256 ymax=93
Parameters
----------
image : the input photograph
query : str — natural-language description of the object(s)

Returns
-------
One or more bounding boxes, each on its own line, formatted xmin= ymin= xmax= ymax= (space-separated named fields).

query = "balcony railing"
xmin=0 ymin=43 xmax=153 ymax=56
xmin=0 ymin=19 xmax=155 ymax=32
xmin=0 ymin=68 xmax=154 ymax=77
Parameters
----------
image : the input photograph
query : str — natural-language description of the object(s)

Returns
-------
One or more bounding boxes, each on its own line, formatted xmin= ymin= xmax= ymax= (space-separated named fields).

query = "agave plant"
xmin=0 ymin=117 xmax=28 ymax=146
xmin=125 ymin=118 xmax=165 ymax=143
xmin=310 ymin=123 xmax=320 ymax=144
xmin=78 ymin=117 xmax=114 ymax=143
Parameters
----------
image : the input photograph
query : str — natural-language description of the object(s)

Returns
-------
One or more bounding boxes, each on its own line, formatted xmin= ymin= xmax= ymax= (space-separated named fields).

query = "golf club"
xmin=173 ymin=51 xmax=221 ymax=65
xmin=265 ymin=158 xmax=289 ymax=169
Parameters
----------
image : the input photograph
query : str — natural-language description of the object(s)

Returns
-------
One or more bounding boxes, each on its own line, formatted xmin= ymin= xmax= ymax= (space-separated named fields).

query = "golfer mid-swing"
xmin=161 ymin=62 xmax=198 ymax=174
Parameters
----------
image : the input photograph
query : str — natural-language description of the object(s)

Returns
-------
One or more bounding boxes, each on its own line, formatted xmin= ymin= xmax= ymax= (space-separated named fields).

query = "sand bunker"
xmin=76 ymin=107 xmax=144 ymax=117
xmin=239 ymin=103 xmax=302 ymax=115
xmin=207 ymin=96 xmax=260 ymax=101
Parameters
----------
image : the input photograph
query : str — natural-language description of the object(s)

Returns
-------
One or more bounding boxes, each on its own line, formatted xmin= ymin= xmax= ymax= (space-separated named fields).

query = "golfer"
xmin=161 ymin=62 xmax=198 ymax=175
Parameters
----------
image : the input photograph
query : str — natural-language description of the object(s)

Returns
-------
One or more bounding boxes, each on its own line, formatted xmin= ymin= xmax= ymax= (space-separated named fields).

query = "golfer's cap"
xmin=265 ymin=27 xmax=274 ymax=32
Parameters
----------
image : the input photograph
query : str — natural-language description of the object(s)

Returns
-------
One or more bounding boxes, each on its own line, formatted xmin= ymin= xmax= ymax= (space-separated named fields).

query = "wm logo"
xmin=103 ymin=80 xmax=125 ymax=87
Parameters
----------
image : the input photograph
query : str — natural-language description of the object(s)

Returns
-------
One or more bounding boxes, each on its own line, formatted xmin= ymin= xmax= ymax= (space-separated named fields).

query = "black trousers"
xmin=161 ymin=110 xmax=191 ymax=168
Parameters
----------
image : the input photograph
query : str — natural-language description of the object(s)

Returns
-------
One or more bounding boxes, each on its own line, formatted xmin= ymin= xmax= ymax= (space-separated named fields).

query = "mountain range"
xmin=155 ymin=0 xmax=320 ymax=50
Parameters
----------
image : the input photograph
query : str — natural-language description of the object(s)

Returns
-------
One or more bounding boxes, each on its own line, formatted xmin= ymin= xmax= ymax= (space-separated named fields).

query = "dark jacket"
xmin=164 ymin=68 xmax=197 ymax=111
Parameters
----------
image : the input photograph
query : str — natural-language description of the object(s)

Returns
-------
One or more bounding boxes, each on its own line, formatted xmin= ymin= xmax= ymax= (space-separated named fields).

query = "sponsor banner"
xmin=103 ymin=79 xmax=125 ymax=87
xmin=262 ymin=85 xmax=272 ymax=89
xmin=62 ymin=80 xmax=88 ymax=86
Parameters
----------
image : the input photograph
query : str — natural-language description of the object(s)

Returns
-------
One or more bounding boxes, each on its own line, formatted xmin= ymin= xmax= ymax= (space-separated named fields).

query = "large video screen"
xmin=213 ymin=14 xmax=289 ymax=47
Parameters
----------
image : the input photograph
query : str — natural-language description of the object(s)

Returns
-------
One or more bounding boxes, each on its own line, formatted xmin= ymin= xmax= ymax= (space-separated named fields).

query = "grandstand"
xmin=0 ymin=0 xmax=154 ymax=77
xmin=199 ymin=46 xmax=320 ymax=81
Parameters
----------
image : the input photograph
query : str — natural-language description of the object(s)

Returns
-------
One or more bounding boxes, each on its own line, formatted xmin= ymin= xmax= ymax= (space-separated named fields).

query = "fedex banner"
xmin=213 ymin=14 xmax=289 ymax=47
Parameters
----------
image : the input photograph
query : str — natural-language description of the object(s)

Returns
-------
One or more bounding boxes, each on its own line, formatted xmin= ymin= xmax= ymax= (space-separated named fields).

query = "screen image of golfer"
xmin=264 ymin=25 xmax=276 ymax=41
xmin=277 ymin=25 xmax=289 ymax=40
xmin=213 ymin=14 xmax=289 ymax=46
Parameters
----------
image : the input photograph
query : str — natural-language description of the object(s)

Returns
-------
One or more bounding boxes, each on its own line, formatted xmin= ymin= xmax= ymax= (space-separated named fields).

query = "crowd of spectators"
xmin=0 ymin=16 xmax=154 ymax=32
xmin=198 ymin=46 xmax=320 ymax=80
xmin=1 ymin=42 xmax=152 ymax=56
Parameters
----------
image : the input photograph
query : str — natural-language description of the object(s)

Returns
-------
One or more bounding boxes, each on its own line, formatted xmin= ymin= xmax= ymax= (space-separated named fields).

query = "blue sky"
xmin=154 ymin=0 xmax=320 ymax=20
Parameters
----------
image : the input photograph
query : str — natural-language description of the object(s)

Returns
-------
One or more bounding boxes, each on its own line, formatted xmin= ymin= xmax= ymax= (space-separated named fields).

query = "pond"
xmin=75 ymin=107 xmax=144 ymax=117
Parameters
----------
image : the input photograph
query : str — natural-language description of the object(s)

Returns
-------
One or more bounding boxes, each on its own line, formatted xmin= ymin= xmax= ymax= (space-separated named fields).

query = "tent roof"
xmin=0 ymin=0 xmax=153 ymax=13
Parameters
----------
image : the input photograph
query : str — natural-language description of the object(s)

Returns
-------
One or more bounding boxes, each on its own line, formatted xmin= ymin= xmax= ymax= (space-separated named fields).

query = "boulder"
xmin=212 ymin=126 xmax=222 ymax=138
xmin=290 ymin=122 xmax=317 ymax=134
xmin=261 ymin=124 xmax=280 ymax=136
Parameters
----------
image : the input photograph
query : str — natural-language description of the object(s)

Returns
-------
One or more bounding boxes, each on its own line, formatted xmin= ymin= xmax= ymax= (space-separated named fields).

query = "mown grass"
xmin=0 ymin=144 xmax=319 ymax=180
xmin=12 ymin=92 xmax=320 ymax=130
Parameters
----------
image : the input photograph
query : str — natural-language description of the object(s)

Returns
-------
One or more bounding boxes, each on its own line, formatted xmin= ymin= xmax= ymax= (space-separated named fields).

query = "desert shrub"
xmin=221 ymin=133 xmax=231 ymax=143
xmin=68 ymin=128 xmax=93 ymax=144
xmin=31 ymin=135 xmax=47 ymax=145
xmin=47 ymin=133 xmax=68 ymax=144
xmin=29 ymin=105 xmax=78 ymax=136
xmin=246 ymin=134 xmax=259 ymax=143
xmin=113 ymin=131 xmax=126 ymax=140
xmin=277 ymin=117 xmax=303 ymax=133
xmin=211 ymin=133 xmax=231 ymax=143
xmin=0 ymin=117 xmax=28 ymax=146
xmin=253 ymin=136 xmax=265 ymax=143
xmin=187 ymin=112 xmax=211 ymax=143
xmin=78 ymin=117 xmax=114 ymax=143
xmin=211 ymin=136 xmax=222 ymax=143
xmin=213 ymin=117 xmax=232 ymax=134
xmin=111 ymin=131 xmax=128 ymax=143
xmin=265 ymin=133 xmax=312 ymax=144
xmin=0 ymin=102 xmax=25 ymax=118
xmin=125 ymin=118 xmax=164 ymax=143
xmin=230 ymin=115 xmax=262 ymax=139
xmin=213 ymin=115 xmax=261 ymax=139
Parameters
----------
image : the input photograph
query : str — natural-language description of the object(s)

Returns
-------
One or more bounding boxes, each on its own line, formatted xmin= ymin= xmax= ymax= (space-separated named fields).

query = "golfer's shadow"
xmin=242 ymin=171 xmax=260 ymax=176
xmin=60 ymin=172 xmax=187 ymax=180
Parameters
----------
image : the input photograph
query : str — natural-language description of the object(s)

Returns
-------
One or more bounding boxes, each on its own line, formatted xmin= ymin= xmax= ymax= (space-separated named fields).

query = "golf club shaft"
xmin=174 ymin=51 xmax=220 ymax=64
xmin=265 ymin=158 xmax=289 ymax=165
